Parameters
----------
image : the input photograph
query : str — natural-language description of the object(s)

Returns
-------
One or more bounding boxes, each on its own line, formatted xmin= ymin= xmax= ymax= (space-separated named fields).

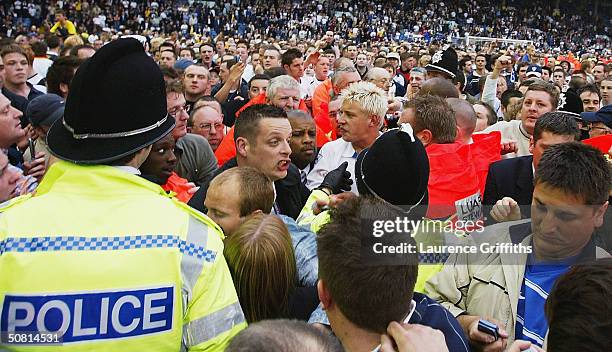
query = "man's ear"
xmin=369 ymin=114 xmax=382 ymax=129
xmin=236 ymin=137 xmax=249 ymax=158
xmin=593 ymin=201 xmax=609 ymax=228
xmin=529 ymin=136 xmax=535 ymax=154
xmin=59 ymin=83 xmax=69 ymax=97
xmin=455 ymin=126 xmax=463 ymax=142
xmin=317 ymin=280 xmax=333 ymax=310
xmin=416 ymin=129 xmax=433 ymax=147
xmin=33 ymin=126 xmax=46 ymax=140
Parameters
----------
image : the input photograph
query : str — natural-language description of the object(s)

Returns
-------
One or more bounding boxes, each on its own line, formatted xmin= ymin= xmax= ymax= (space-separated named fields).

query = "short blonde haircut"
xmin=63 ymin=35 xmax=84 ymax=49
xmin=340 ymin=81 xmax=388 ymax=123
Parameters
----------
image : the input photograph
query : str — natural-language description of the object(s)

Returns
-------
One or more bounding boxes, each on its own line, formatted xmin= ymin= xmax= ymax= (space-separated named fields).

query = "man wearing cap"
xmin=299 ymin=124 xmax=471 ymax=352
xmin=582 ymin=105 xmax=612 ymax=138
xmin=425 ymin=46 xmax=458 ymax=82
xmin=22 ymin=94 xmax=65 ymax=176
xmin=387 ymin=52 xmax=408 ymax=97
xmin=0 ymin=39 xmax=246 ymax=351
xmin=173 ymin=58 xmax=194 ymax=75
xmin=525 ymin=65 xmax=543 ymax=80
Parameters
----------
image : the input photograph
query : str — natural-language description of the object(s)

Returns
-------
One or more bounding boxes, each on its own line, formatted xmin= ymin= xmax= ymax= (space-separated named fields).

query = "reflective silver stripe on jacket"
xmin=183 ymin=302 xmax=246 ymax=348
xmin=180 ymin=217 xmax=210 ymax=317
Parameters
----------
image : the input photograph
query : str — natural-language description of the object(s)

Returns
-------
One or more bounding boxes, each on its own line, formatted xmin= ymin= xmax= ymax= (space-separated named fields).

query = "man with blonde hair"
xmin=307 ymin=81 xmax=386 ymax=194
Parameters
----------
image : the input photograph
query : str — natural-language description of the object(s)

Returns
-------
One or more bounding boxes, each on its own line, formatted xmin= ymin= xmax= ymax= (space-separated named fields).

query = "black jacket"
xmin=483 ymin=155 xmax=534 ymax=206
xmin=187 ymin=158 xmax=310 ymax=219
xmin=410 ymin=292 xmax=470 ymax=352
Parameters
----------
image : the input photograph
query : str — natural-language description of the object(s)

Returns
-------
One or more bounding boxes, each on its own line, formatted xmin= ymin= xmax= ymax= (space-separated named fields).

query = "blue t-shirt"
xmin=515 ymin=253 xmax=577 ymax=346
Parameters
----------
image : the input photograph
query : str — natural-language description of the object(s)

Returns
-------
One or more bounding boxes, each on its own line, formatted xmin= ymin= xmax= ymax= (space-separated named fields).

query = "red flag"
xmin=582 ymin=135 xmax=612 ymax=154
xmin=426 ymin=142 xmax=481 ymax=221
xmin=471 ymin=131 xmax=502 ymax=196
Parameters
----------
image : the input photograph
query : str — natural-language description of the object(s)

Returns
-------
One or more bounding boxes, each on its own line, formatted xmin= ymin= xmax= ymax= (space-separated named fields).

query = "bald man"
xmin=418 ymin=77 xmax=459 ymax=99
xmin=287 ymin=110 xmax=318 ymax=184
xmin=447 ymin=98 xmax=477 ymax=144
xmin=366 ymin=67 xmax=403 ymax=114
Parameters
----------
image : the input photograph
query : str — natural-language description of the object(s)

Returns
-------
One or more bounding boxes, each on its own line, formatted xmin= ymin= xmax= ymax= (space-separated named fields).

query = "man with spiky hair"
xmin=307 ymin=81 xmax=386 ymax=194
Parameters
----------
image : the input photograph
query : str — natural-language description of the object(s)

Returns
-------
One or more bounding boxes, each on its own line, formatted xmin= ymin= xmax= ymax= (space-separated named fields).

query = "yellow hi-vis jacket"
xmin=0 ymin=161 xmax=246 ymax=351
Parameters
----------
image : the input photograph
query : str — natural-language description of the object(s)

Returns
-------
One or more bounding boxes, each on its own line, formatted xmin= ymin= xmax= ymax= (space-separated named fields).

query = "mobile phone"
xmin=28 ymin=138 xmax=36 ymax=160
xmin=477 ymin=319 xmax=499 ymax=341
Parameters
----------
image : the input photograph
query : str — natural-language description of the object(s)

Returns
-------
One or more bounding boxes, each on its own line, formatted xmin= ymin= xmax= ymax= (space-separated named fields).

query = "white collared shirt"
xmin=112 ymin=166 xmax=141 ymax=175
xmin=306 ymin=138 xmax=360 ymax=194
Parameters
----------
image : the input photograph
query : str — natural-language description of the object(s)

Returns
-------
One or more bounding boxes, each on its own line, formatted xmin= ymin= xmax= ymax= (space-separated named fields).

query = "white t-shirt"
xmin=33 ymin=57 xmax=53 ymax=79
xmin=306 ymin=138 xmax=359 ymax=194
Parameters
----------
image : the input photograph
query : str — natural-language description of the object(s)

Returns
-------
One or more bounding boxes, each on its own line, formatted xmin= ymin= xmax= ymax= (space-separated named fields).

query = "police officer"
xmin=0 ymin=39 xmax=245 ymax=350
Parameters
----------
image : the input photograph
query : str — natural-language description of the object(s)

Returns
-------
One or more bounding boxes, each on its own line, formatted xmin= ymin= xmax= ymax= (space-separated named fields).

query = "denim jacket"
xmin=279 ymin=214 xmax=319 ymax=287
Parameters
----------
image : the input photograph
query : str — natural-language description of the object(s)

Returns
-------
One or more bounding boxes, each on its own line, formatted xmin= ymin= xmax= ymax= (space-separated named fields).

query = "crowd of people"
xmin=1 ymin=0 xmax=611 ymax=53
xmin=0 ymin=1 xmax=611 ymax=352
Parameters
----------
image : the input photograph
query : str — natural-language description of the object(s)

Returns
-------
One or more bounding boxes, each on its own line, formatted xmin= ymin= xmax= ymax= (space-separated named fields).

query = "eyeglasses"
xmin=197 ymin=122 xmax=224 ymax=132
xmin=168 ymin=104 xmax=190 ymax=118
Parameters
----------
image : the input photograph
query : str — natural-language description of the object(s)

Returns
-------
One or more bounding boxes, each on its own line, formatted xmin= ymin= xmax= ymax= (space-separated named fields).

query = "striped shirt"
xmin=515 ymin=254 xmax=575 ymax=346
